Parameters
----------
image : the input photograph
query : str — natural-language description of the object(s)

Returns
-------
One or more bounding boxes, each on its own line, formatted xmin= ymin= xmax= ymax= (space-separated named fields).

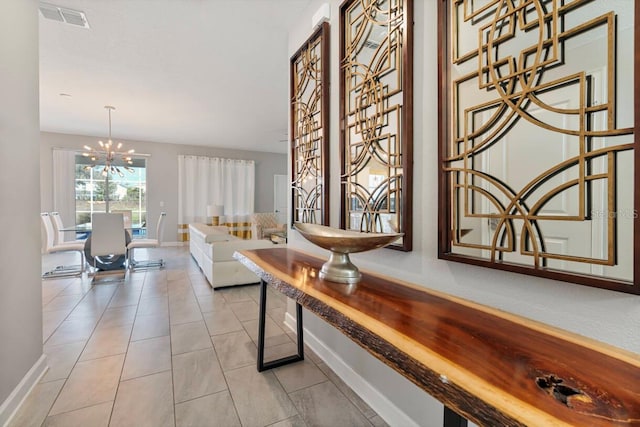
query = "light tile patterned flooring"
xmin=10 ymin=247 xmax=387 ymax=427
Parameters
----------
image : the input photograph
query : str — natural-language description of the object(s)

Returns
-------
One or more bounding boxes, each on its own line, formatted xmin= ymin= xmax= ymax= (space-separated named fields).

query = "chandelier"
xmin=83 ymin=106 xmax=135 ymax=177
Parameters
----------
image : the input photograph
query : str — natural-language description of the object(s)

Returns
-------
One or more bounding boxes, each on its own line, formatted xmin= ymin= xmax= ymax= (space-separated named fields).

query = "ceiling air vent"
xmin=39 ymin=3 xmax=90 ymax=29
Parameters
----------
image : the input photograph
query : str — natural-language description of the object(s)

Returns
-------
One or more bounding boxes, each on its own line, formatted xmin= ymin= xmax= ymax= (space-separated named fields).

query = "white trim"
xmin=284 ymin=313 xmax=419 ymax=427
xmin=0 ymin=354 xmax=48 ymax=427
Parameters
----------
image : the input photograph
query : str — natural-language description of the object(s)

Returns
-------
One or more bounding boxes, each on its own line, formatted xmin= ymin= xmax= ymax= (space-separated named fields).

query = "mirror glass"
xmin=341 ymin=0 xmax=412 ymax=250
xmin=442 ymin=0 xmax=636 ymax=291
xmin=291 ymin=23 xmax=329 ymax=226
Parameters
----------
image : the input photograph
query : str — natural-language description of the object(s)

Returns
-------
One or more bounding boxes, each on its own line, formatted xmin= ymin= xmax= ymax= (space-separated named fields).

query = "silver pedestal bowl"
xmin=294 ymin=223 xmax=403 ymax=284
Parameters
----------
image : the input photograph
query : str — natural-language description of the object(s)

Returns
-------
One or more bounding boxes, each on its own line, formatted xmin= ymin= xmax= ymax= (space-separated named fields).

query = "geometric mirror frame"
xmin=438 ymin=0 xmax=639 ymax=294
xmin=340 ymin=0 xmax=414 ymax=251
xmin=291 ymin=22 xmax=330 ymax=226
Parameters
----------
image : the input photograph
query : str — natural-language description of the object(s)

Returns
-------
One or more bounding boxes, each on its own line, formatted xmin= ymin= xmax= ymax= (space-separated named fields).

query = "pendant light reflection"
xmin=82 ymin=105 xmax=135 ymax=177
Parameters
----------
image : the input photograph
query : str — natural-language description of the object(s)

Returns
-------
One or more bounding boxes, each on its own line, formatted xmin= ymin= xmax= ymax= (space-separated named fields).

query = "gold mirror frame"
xmin=291 ymin=22 xmax=330 ymax=226
xmin=339 ymin=0 xmax=413 ymax=251
xmin=438 ymin=0 xmax=639 ymax=294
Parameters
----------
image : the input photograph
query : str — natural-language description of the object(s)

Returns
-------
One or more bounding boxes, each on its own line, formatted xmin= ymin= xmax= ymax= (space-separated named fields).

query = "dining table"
xmin=62 ymin=223 xmax=146 ymax=270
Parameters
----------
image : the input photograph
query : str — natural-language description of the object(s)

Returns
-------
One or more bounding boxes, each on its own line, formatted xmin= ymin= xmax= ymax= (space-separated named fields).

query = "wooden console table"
xmin=235 ymin=247 xmax=640 ymax=426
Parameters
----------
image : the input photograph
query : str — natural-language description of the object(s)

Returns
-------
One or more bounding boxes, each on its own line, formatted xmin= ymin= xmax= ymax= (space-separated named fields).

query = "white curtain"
xmin=52 ymin=149 xmax=77 ymax=230
xmin=178 ymin=155 xmax=255 ymax=224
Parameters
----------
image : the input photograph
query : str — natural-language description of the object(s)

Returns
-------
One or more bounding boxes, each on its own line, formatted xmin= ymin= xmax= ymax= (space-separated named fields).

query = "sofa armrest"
xmin=189 ymin=223 xmax=232 ymax=242
xmin=251 ymin=223 xmax=263 ymax=240
xmin=252 ymin=224 xmax=286 ymax=240
xmin=208 ymin=225 xmax=231 ymax=234
xmin=262 ymin=226 xmax=284 ymax=236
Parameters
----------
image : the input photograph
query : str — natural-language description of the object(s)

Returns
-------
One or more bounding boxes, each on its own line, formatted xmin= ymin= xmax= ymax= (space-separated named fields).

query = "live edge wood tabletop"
xmin=234 ymin=247 xmax=640 ymax=426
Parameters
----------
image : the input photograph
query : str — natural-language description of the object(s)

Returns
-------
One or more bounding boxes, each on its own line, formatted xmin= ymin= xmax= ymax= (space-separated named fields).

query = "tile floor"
xmin=10 ymin=246 xmax=387 ymax=427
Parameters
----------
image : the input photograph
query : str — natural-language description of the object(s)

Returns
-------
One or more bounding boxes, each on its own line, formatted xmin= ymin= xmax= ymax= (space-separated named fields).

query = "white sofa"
xmin=188 ymin=223 xmax=273 ymax=288
xmin=189 ymin=223 xmax=231 ymax=269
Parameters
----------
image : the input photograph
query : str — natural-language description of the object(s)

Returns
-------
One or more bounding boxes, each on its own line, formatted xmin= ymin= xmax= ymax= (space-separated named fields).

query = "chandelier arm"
xmin=82 ymin=105 xmax=135 ymax=190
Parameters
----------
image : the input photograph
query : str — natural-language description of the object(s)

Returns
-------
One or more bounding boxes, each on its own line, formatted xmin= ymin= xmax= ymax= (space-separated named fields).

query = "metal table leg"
xmin=257 ymin=279 xmax=304 ymax=372
xmin=444 ymin=406 xmax=468 ymax=427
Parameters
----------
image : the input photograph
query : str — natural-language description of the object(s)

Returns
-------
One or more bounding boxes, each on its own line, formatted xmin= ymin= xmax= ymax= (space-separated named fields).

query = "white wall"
xmin=287 ymin=2 xmax=640 ymax=426
xmin=0 ymin=0 xmax=45 ymax=422
xmin=40 ymin=132 xmax=287 ymax=241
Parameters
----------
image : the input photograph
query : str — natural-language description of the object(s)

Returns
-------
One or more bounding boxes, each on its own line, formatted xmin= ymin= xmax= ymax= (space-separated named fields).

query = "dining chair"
xmin=50 ymin=211 xmax=85 ymax=245
xmin=126 ymin=212 xmax=166 ymax=270
xmin=111 ymin=209 xmax=134 ymax=240
xmin=90 ymin=213 xmax=127 ymax=276
xmin=41 ymin=212 xmax=86 ymax=278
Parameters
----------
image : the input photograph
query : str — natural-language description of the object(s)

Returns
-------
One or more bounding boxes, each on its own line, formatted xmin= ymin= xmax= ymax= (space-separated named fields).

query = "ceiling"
xmin=39 ymin=0 xmax=312 ymax=154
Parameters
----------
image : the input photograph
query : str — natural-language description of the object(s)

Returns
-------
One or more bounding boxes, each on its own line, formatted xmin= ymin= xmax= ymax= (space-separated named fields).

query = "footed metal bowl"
xmin=294 ymin=223 xmax=403 ymax=284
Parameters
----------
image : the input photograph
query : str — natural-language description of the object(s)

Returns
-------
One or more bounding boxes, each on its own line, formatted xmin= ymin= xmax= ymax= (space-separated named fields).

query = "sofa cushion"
xmin=205 ymin=233 xmax=238 ymax=243
xmin=189 ymin=223 xmax=229 ymax=238
xmin=206 ymin=238 xmax=274 ymax=262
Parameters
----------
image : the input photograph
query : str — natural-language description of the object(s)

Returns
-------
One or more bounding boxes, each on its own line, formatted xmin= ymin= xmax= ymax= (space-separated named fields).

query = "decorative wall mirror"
xmin=438 ymin=0 xmax=638 ymax=294
xmin=291 ymin=22 xmax=330 ymax=226
xmin=340 ymin=0 xmax=413 ymax=251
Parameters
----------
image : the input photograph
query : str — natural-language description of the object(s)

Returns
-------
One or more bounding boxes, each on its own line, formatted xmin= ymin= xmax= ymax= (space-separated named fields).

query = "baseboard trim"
xmin=0 ymin=354 xmax=48 ymax=427
xmin=284 ymin=313 xmax=418 ymax=427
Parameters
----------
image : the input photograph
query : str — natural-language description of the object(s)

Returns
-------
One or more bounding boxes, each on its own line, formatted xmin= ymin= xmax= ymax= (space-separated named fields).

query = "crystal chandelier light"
xmin=83 ymin=106 xmax=135 ymax=177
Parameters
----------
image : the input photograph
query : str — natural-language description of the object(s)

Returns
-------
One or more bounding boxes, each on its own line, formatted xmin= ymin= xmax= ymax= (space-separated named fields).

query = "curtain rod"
xmin=52 ymin=147 xmax=151 ymax=157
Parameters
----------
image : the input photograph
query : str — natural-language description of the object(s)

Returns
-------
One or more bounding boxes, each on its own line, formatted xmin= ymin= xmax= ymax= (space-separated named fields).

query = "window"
xmin=75 ymin=155 xmax=147 ymax=228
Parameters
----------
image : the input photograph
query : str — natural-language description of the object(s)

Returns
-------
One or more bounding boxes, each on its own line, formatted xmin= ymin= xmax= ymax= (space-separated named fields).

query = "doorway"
xmin=274 ymin=174 xmax=288 ymax=225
